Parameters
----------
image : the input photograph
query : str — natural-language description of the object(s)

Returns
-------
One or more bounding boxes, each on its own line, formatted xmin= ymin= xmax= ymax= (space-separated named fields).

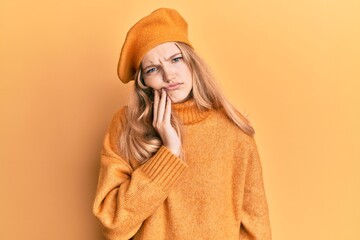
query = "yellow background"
xmin=1 ymin=0 xmax=359 ymax=239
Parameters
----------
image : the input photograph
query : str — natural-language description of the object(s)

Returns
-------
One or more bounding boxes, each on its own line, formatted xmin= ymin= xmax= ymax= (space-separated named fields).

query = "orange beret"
xmin=117 ymin=8 xmax=193 ymax=83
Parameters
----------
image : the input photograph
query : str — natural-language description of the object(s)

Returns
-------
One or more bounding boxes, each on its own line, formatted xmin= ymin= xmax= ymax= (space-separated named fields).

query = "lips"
xmin=165 ymin=83 xmax=182 ymax=90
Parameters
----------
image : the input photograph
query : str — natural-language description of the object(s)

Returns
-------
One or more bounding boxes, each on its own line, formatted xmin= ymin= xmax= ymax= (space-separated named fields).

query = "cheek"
xmin=181 ymin=69 xmax=192 ymax=85
xmin=179 ymin=64 xmax=192 ymax=79
xmin=144 ymin=77 xmax=162 ymax=89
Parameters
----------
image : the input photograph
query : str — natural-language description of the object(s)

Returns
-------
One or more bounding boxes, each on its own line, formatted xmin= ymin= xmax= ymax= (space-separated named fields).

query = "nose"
xmin=162 ymin=65 xmax=175 ymax=83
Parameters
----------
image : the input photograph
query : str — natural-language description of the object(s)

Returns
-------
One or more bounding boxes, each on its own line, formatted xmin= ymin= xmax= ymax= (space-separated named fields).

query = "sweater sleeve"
xmin=239 ymin=136 xmax=272 ymax=240
xmin=92 ymin=108 xmax=188 ymax=240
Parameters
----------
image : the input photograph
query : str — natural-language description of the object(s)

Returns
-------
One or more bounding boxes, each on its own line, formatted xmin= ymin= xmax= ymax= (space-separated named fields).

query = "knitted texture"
xmin=117 ymin=8 xmax=193 ymax=83
xmin=93 ymin=99 xmax=272 ymax=239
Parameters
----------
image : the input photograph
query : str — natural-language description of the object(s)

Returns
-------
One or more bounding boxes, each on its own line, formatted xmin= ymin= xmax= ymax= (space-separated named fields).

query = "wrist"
xmin=165 ymin=145 xmax=180 ymax=157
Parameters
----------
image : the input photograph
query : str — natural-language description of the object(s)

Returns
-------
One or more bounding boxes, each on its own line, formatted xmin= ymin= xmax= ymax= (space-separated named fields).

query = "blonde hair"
xmin=119 ymin=42 xmax=254 ymax=164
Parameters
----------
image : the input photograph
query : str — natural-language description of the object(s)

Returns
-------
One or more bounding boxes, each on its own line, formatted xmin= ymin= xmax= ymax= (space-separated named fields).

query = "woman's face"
xmin=141 ymin=42 xmax=193 ymax=103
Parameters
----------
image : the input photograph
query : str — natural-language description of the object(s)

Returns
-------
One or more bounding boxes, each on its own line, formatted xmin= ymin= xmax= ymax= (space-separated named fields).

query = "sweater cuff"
xmin=140 ymin=146 xmax=188 ymax=193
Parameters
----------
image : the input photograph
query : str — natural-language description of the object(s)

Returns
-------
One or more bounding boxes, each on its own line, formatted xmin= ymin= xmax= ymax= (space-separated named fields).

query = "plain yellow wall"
xmin=1 ymin=0 xmax=359 ymax=239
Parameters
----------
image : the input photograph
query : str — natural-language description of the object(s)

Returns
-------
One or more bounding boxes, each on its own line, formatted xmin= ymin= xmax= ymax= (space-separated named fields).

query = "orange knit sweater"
xmin=93 ymin=99 xmax=272 ymax=239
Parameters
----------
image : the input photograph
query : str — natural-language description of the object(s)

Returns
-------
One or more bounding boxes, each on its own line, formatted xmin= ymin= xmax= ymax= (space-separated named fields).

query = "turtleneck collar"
xmin=171 ymin=98 xmax=212 ymax=125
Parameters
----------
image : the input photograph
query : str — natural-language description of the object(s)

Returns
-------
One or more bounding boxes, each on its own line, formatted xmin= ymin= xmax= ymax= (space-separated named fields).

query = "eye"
xmin=145 ymin=67 xmax=157 ymax=74
xmin=172 ymin=56 xmax=183 ymax=63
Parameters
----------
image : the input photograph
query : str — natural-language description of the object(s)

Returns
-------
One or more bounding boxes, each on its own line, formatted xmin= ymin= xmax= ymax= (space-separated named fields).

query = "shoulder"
xmin=99 ymin=105 xmax=130 ymax=159
xmin=214 ymin=107 xmax=253 ymax=132
xmin=111 ymin=105 xmax=128 ymax=123
xmin=205 ymin=108 xmax=252 ymax=143
xmin=107 ymin=105 xmax=128 ymax=132
xmin=213 ymin=107 xmax=257 ymax=146
xmin=105 ymin=105 xmax=128 ymax=147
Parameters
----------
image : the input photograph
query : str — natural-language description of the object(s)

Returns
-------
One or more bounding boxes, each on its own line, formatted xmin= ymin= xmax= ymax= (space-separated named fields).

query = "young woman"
xmin=93 ymin=8 xmax=271 ymax=240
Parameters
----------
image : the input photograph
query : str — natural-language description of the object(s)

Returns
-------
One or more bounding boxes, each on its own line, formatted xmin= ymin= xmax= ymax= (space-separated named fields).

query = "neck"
xmin=171 ymin=98 xmax=211 ymax=125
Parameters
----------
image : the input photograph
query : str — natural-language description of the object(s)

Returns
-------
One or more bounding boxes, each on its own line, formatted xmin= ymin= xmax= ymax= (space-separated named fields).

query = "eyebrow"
xmin=142 ymin=52 xmax=182 ymax=70
xmin=165 ymin=52 xmax=182 ymax=61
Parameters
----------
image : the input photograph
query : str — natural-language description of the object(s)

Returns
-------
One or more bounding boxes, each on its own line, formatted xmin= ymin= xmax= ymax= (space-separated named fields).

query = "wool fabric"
xmin=117 ymin=8 xmax=193 ymax=83
xmin=93 ymin=99 xmax=272 ymax=239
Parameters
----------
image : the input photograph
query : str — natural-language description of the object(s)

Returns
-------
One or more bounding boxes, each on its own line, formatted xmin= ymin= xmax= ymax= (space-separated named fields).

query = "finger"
xmin=164 ymin=95 xmax=172 ymax=124
xmin=153 ymin=90 xmax=159 ymax=126
xmin=157 ymin=88 xmax=167 ymax=122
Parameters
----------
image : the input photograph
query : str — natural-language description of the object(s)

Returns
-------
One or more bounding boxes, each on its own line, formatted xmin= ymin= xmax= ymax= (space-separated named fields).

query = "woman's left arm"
xmin=239 ymin=136 xmax=272 ymax=240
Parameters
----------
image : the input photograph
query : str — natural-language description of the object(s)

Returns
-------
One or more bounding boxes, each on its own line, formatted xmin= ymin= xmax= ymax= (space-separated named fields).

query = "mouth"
xmin=164 ymin=83 xmax=182 ymax=91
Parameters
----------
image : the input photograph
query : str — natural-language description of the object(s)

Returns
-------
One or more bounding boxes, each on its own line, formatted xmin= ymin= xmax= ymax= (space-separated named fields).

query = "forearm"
xmin=93 ymin=146 xmax=188 ymax=239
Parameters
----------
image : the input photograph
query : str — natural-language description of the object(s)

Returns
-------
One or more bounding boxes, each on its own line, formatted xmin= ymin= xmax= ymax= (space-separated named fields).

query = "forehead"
xmin=142 ymin=42 xmax=180 ymax=64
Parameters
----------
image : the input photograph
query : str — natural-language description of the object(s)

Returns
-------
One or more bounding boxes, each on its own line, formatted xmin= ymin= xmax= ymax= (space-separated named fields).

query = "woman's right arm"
xmin=93 ymin=108 xmax=187 ymax=240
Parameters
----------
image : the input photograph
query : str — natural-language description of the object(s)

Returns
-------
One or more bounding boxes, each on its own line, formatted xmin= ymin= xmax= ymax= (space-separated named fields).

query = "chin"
xmin=169 ymin=96 xmax=184 ymax=103
xmin=170 ymin=98 xmax=181 ymax=103
xmin=168 ymin=90 xmax=192 ymax=103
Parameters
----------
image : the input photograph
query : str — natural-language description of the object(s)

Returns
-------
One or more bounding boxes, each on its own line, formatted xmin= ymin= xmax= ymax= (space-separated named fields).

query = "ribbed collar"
xmin=172 ymin=98 xmax=212 ymax=125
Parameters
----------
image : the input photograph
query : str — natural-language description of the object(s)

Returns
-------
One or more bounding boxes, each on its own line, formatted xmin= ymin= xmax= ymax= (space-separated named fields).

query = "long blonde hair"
xmin=119 ymin=42 xmax=254 ymax=164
